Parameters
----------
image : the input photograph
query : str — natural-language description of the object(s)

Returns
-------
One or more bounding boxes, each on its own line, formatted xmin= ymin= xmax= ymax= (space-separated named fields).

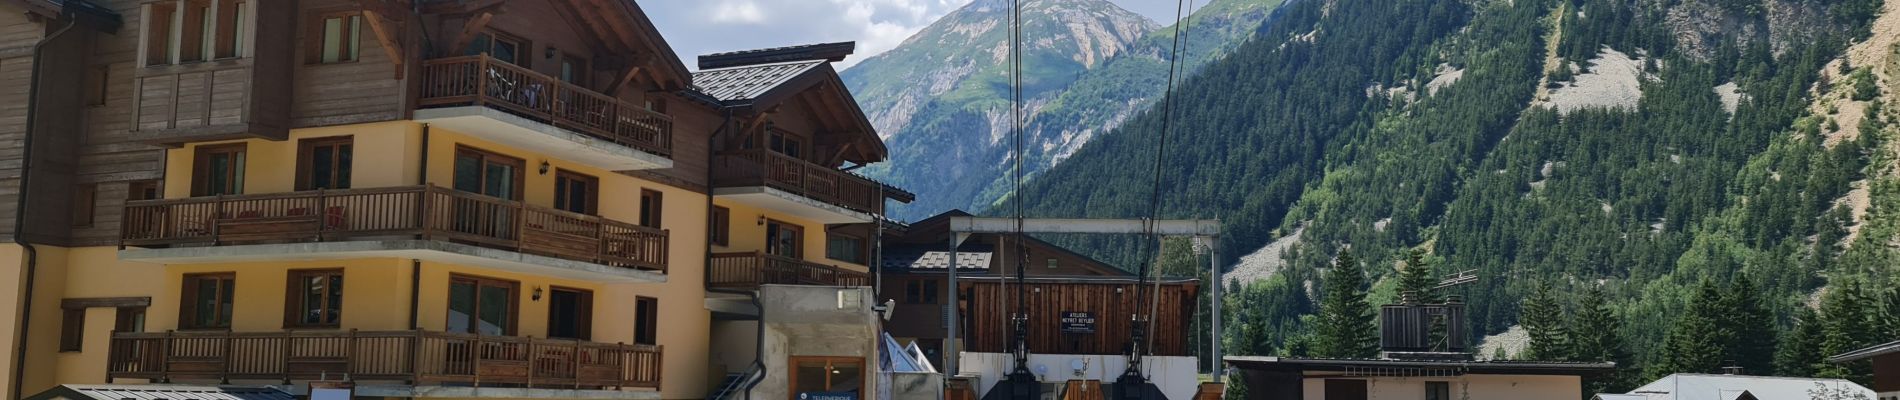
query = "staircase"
xmin=709 ymin=373 xmax=750 ymax=400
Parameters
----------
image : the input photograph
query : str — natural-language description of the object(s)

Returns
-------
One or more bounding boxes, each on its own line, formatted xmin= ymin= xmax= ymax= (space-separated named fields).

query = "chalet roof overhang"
xmin=1225 ymin=356 xmax=1616 ymax=376
xmin=425 ymin=0 xmax=691 ymax=89
xmin=9 ymin=0 xmax=120 ymax=32
xmin=1829 ymin=339 xmax=1900 ymax=363
xmin=710 ymin=63 xmax=886 ymax=163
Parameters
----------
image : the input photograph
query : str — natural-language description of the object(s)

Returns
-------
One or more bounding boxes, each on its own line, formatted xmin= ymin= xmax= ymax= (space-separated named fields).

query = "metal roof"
xmin=691 ymin=60 xmax=826 ymax=103
xmin=1609 ymin=374 xmax=1874 ymax=400
xmin=881 ymin=244 xmax=992 ymax=271
xmin=1828 ymin=339 xmax=1900 ymax=362
xmin=1224 ymin=356 xmax=1615 ymax=376
xmin=27 ymin=385 xmax=294 ymax=400
xmin=699 ymin=42 xmax=855 ymax=70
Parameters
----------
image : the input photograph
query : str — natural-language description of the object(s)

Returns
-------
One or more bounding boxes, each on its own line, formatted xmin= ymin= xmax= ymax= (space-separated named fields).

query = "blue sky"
xmin=643 ymin=0 xmax=1197 ymax=70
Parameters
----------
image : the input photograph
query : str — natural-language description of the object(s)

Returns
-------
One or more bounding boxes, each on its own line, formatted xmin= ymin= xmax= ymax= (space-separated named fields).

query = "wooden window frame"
xmin=560 ymin=54 xmax=589 ymax=86
xmin=115 ymin=306 xmax=147 ymax=333
xmin=305 ymin=10 xmax=362 ymax=65
xmin=765 ymin=219 xmax=804 ymax=258
xmin=788 ymin=356 xmax=866 ymax=398
xmin=144 ymin=2 xmax=177 ymax=66
xmin=634 ymin=296 xmax=658 ymax=345
xmin=295 ymin=136 xmax=354 ymax=190
xmin=284 ymin=269 xmax=345 ymax=329
xmin=904 ymin=280 xmax=920 ymax=304
xmin=72 ymin=185 xmax=96 ymax=228
xmin=212 ymin=0 xmax=245 ymax=59
xmin=452 ymin=146 xmax=526 ymax=200
xmin=639 ymin=189 xmax=663 ymax=228
xmin=544 ymin=286 xmax=594 ymax=341
xmin=826 ymin=232 xmax=866 ymax=264
xmin=711 ymin=206 xmax=730 ymax=246
xmin=180 ymin=273 xmax=236 ymax=330
xmin=1424 ymin=381 xmax=1451 ymax=400
xmin=191 ymin=143 xmax=246 ymax=196
xmin=59 ymin=308 xmax=84 ymax=352
xmin=446 ymin=274 xmax=519 ymax=335
xmin=178 ymin=0 xmax=210 ymax=63
xmin=464 ymin=30 xmax=531 ymax=67
xmin=554 ymin=170 xmax=599 ymax=215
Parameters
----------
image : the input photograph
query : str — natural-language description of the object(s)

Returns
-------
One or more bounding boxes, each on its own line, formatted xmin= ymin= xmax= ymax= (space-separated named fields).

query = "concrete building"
xmin=1594 ymin=373 xmax=1876 ymax=400
xmin=1830 ymin=340 xmax=1900 ymax=400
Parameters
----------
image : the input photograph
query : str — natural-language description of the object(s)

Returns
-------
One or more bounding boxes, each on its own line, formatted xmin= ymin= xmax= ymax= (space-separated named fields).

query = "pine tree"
xmin=1222 ymin=378 xmax=1249 ymax=400
xmin=1653 ymin=280 xmax=1729 ymax=379
xmin=1774 ymin=307 xmax=1825 ymax=377
xmin=1881 ymin=285 xmax=1900 ymax=335
xmin=1818 ymin=280 xmax=1878 ymax=384
xmin=1571 ymin=286 xmax=1634 ymax=394
xmin=1521 ymin=282 xmax=1573 ymax=361
xmin=1311 ymin=249 xmax=1379 ymax=359
xmin=1397 ymin=249 xmax=1438 ymax=303
xmin=1716 ymin=274 xmax=1778 ymax=375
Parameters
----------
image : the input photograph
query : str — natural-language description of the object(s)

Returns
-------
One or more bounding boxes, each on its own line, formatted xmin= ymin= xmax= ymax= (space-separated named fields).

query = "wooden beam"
xmin=420 ymin=0 xmax=503 ymax=15
xmin=551 ymin=0 xmax=629 ymax=54
xmin=607 ymin=64 xmax=645 ymax=96
xmin=445 ymin=11 xmax=494 ymax=57
xmin=362 ymin=9 xmax=406 ymax=79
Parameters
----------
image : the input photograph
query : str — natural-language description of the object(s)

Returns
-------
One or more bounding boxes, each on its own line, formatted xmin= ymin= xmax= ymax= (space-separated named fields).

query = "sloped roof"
xmin=1620 ymin=374 xmax=1874 ymax=400
xmin=1829 ymin=339 xmax=1900 ymax=362
xmin=882 ymin=244 xmax=993 ymax=271
xmin=699 ymin=42 xmax=855 ymax=70
xmin=691 ymin=60 xmax=828 ymax=103
xmin=26 ymin=385 xmax=294 ymax=400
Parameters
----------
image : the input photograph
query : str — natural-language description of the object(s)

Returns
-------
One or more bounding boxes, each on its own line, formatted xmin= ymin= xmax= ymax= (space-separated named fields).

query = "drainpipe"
xmin=408 ymin=259 xmax=421 ymax=329
xmin=12 ymin=16 xmax=81 ymax=400
xmin=418 ymin=123 xmax=430 ymax=185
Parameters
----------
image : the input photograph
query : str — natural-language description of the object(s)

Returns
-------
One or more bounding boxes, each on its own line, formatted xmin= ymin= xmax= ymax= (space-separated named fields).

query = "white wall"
xmin=1299 ymin=374 xmax=1583 ymax=400
xmin=959 ymin=352 xmax=1200 ymax=400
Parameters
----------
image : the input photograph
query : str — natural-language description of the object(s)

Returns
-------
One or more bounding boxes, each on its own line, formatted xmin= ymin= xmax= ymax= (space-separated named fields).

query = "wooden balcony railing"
xmin=707 ymin=252 xmax=870 ymax=290
xmin=418 ymin=55 xmax=673 ymax=157
xmin=712 ymin=150 xmax=885 ymax=214
xmin=120 ymin=185 xmax=668 ymax=273
xmin=107 ymin=330 xmax=662 ymax=390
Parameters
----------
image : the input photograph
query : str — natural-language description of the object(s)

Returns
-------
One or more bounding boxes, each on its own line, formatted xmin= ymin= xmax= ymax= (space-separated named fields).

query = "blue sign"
xmin=1061 ymin=311 xmax=1096 ymax=334
xmin=798 ymin=392 xmax=857 ymax=400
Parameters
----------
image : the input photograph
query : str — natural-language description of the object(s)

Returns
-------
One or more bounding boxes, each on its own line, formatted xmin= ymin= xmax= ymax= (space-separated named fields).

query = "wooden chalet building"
xmin=0 ymin=0 xmax=908 ymax=399
xmin=1831 ymin=339 xmax=1900 ymax=400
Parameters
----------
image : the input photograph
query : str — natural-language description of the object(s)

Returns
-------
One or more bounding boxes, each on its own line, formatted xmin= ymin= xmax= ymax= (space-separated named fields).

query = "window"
xmin=639 ymin=190 xmax=663 ymax=228
xmin=128 ymin=180 xmax=162 ymax=201
xmin=179 ymin=1 xmax=208 ymax=63
xmin=296 ymin=137 xmax=353 ymax=190
xmin=634 ymin=296 xmax=657 ymax=345
xmin=181 ymin=273 xmax=236 ymax=330
xmin=85 ymin=66 xmax=107 ymax=106
xmin=191 ymin=144 xmax=245 ymax=196
xmin=554 ymin=170 xmax=597 ymax=215
xmin=1323 ymin=379 xmax=1367 ymax=400
xmin=711 ymin=206 xmax=730 ymax=246
xmin=1047 ymin=258 xmax=1058 ymax=269
xmin=790 ymin=357 xmax=864 ymax=397
xmin=451 ymin=146 xmax=523 ymax=200
xmin=463 ymin=32 xmax=526 ymax=66
xmin=768 ymin=130 xmax=803 ymax=159
xmin=446 ymin=275 xmax=516 ymax=335
xmin=546 ymin=287 xmax=592 ymax=340
xmin=560 ymin=55 xmax=587 ymax=85
xmin=827 ymin=233 xmax=865 ymax=264
xmin=71 ymin=185 xmax=96 ymax=228
xmin=1424 ymin=382 xmax=1450 ymax=400
xmin=144 ymin=3 xmax=176 ymax=66
xmin=285 ymin=269 xmax=343 ymax=328
xmin=309 ymin=12 xmax=361 ymax=64
xmin=115 ymin=307 xmax=146 ymax=333
xmin=59 ymin=309 xmax=84 ymax=352
xmin=765 ymin=220 xmax=802 ymax=258
xmin=213 ymin=0 xmax=245 ymax=59
xmin=904 ymin=280 xmax=938 ymax=304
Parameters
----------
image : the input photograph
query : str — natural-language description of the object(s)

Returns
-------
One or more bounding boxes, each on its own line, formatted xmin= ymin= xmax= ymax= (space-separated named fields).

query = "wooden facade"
xmin=959 ymin=278 xmax=1199 ymax=357
xmin=706 ymin=251 xmax=869 ymax=290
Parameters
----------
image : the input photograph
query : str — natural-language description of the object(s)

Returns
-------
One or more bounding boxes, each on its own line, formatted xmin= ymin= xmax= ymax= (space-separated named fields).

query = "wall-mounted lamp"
xmin=531 ymin=286 xmax=544 ymax=301
xmin=757 ymin=215 xmax=766 ymax=226
xmin=545 ymin=48 xmax=558 ymax=59
xmin=538 ymin=161 xmax=550 ymax=175
xmin=1115 ymin=287 xmax=1124 ymax=294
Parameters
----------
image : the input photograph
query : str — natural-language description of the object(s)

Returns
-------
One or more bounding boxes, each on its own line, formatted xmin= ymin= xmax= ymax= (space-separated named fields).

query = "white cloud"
xmin=708 ymin=1 xmax=768 ymax=24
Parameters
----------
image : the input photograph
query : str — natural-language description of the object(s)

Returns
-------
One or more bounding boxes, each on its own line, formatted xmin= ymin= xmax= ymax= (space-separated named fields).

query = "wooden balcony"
xmin=419 ymin=55 xmax=673 ymax=158
xmin=107 ymin=330 xmax=662 ymax=390
xmin=120 ymin=185 xmax=668 ymax=273
xmin=707 ymin=252 xmax=869 ymax=290
xmin=712 ymin=150 xmax=885 ymax=221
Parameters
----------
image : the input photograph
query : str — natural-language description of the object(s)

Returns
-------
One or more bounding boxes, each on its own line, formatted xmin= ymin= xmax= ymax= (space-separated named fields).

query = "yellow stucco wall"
xmin=164 ymin=121 xmax=424 ymax=198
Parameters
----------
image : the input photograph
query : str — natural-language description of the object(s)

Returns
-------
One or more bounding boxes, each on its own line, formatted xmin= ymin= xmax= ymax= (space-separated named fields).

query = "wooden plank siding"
xmin=960 ymin=280 xmax=1199 ymax=356
xmin=290 ymin=0 xmax=406 ymax=128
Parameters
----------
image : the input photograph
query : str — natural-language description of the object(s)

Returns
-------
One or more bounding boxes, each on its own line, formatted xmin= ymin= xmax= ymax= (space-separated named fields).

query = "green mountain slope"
xmin=1006 ymin=0 xmax=1895 ymax=383
xmin=841 ymin=0 xmax=1283 ymax=220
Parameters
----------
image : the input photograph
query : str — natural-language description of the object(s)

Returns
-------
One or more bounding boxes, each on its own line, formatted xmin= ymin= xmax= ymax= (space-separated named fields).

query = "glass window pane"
xmin=447 ymin=280 xmax=475 ymax=333
xmin=232 ymin=152 xmax=244 ymax=194
xmin=321 ymin=17 xmax=341 ymax=63
xmin=347 ymin=16 xmax=361 ymax=61
xmin=217 ymin=279 xmax=234 ymax=327
xmin=484 ymin=164 xmax=514 ymax=198
xmin=207 ymin=155 xmax=229 ymax=195
xmin=230 ymin=3 xmax=244 ymax=57
xmin=302 ymin=275 xmax=324 ymax=324
xmin=829 ymin=362 xmax=862 ymax=393
xmin=335 ymin=144 xmax=352 ymax=189
xmin=794 ymin=360 xmax=828 ymax=394
xmin=477 ymin=285 xmax=509 ymax=335
xmin=326 ymin=275 xmax=343 ymax=324
xmin=194 ymin=279 xmax=219 ymax=327
xmin=494 ymin=40 xmax=517 ymax=65
xmin=463 ymin=34 xmax=490 ymax=57
xmin=453 ymin=155 xmax=481 ymax=193
xmin=310 ymin=146 xmax=333 ymax=189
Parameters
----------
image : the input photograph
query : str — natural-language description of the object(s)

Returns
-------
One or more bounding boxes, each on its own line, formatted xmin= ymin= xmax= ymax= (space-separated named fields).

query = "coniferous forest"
xmin=978 ymin=0 xmax=1900 ymax=391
